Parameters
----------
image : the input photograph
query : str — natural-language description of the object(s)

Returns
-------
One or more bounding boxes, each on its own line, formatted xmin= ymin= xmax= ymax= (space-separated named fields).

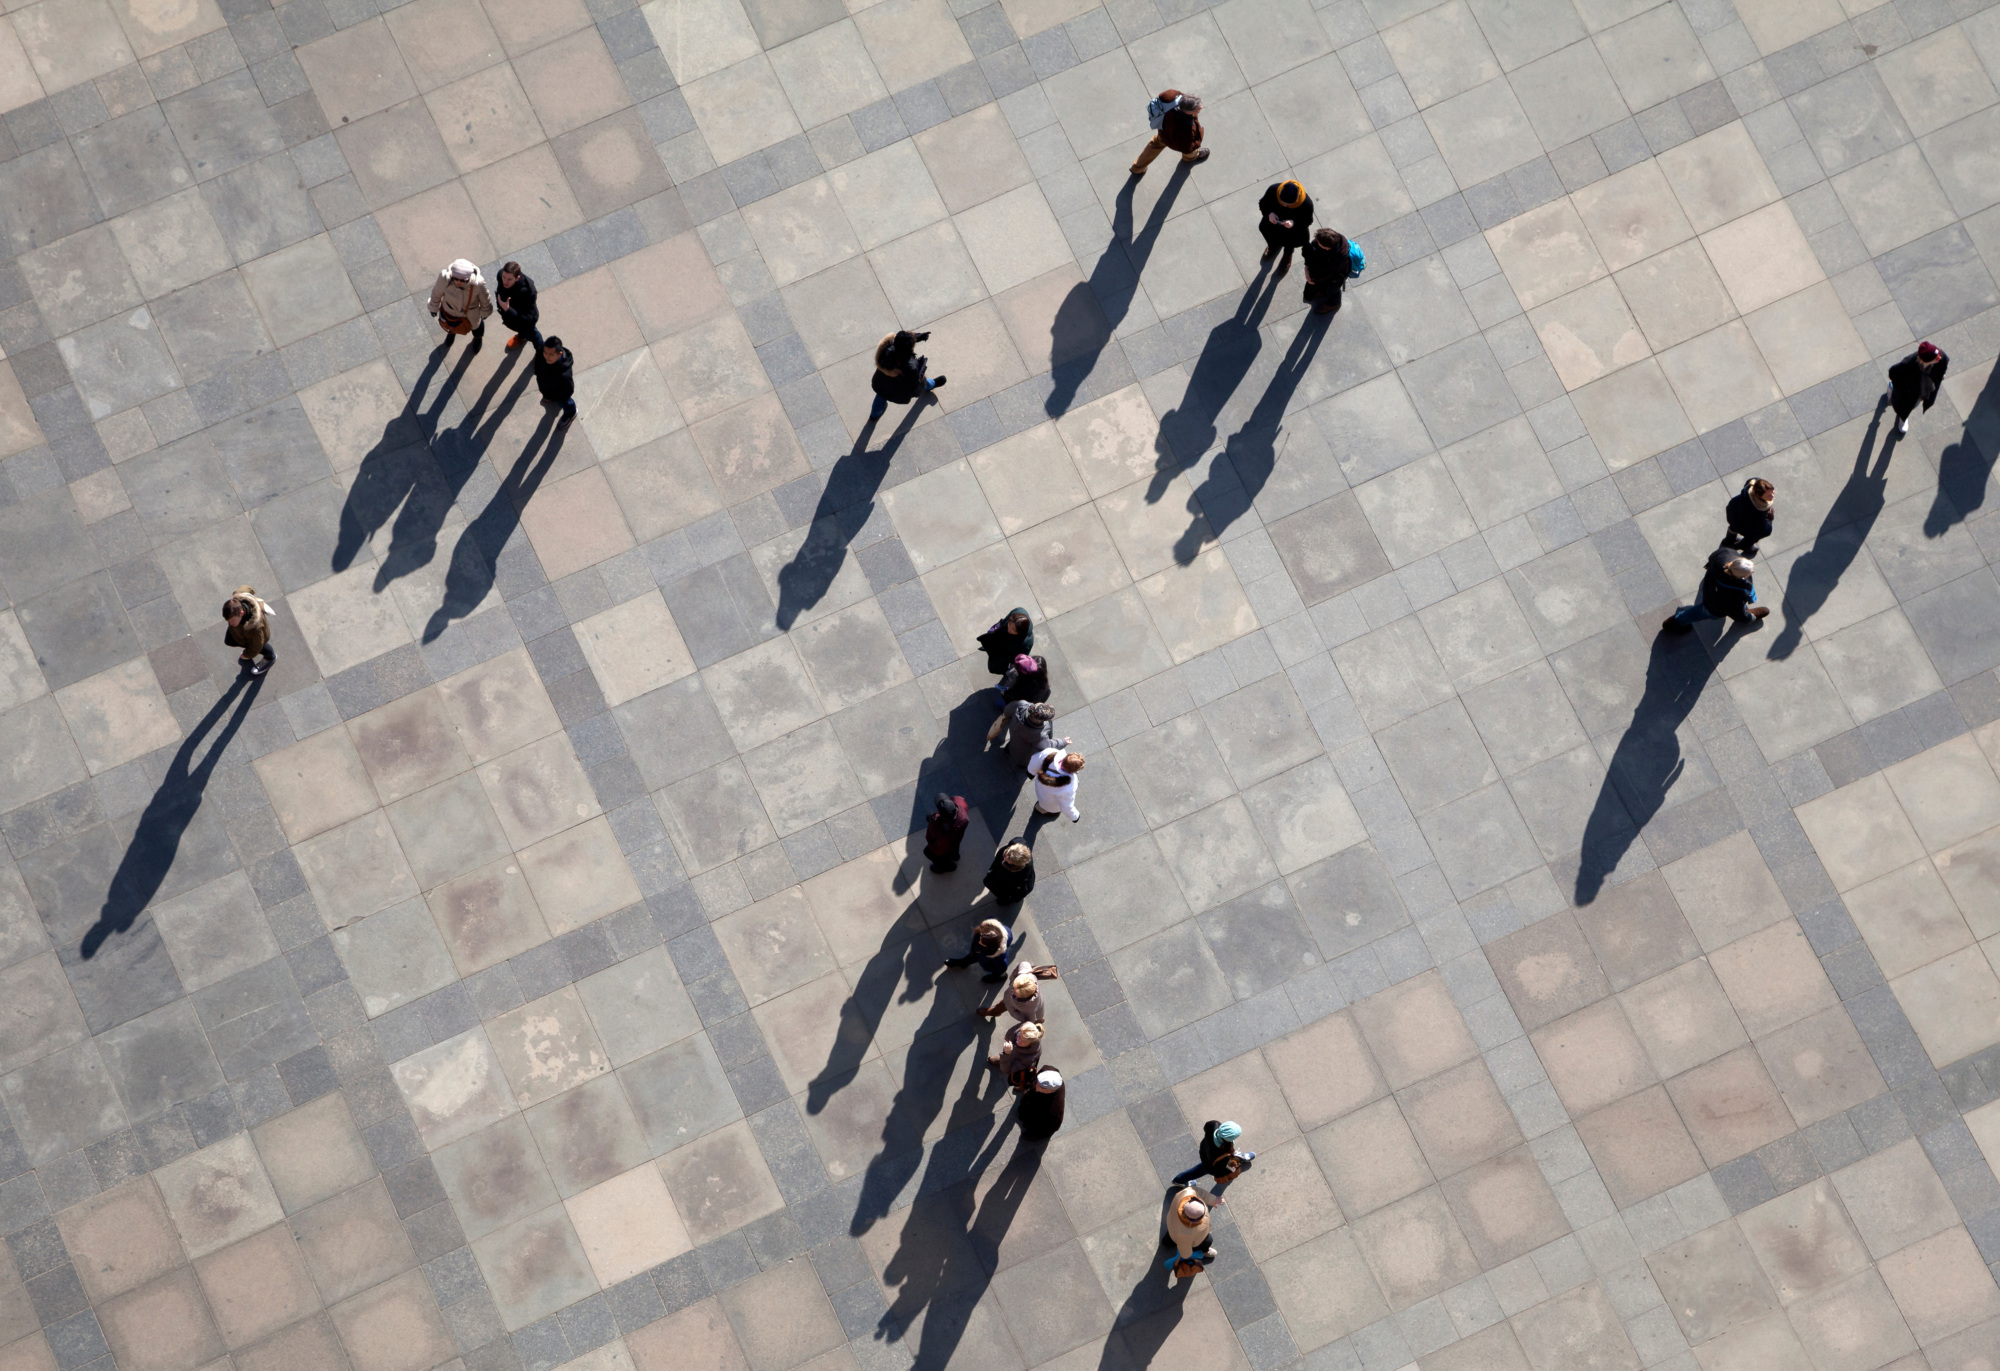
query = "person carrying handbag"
xmin=428 ymin=259 xmax=493 ymax=351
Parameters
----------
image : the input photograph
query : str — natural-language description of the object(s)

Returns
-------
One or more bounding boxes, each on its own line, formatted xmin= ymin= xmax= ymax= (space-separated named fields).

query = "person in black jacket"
xmin=869 ymin=330 xmax=946 ymax=421
xmin=1887 ymin=341 xmax=1949 ymax=435
xmin=975 ymin=608 xmax=1033 ymax=675
xmin=1257 ymin=180 xmax=1313 ymax=278
xmin=994 ymin=654 xmax=1050 ymax=713
xmin=1129 ymin=90 xmax=1210 ymax=175
xmin=924 ymin=793 xmax=969 ymax=872
xmin=1720 ymin=478 xmax=1774 ymax=556
xmin=534 ymin=336 xmax=576 ymax=424
xmin=495 ymin=262 xmax=540 ymax=351
xmin=1662 ymin=551 xmax=1768 ymax=632
xmin=1300 ymin=227 xmax=1351 ymax=316
xmin=981 ymin=842 xmax=1036 ymax=906
xmin=1171 ymin=1120 xmax=1255 ymax=1199
xmin=944 ymin=916 xmax=1017 ymax=980
xmin=1018 ymin=1068 xmax=1065 ymax=1142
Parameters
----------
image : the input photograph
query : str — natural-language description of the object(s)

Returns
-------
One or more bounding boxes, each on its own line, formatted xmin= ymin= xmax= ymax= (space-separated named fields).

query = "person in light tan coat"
xmin=1160 ymin=1187 xmax=1216 ymax=1269
xmin=428 ymin=259 xmax=493 ymax=351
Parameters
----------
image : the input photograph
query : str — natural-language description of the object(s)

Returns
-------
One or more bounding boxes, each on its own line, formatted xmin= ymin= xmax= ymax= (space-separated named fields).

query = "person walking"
xmin=1160 ymin=1187 xmax=1216 ymax=1272
xmin=870 ymin=330 xmax=946 ymax=421
xmin=982 ymin=842 xmax=1036 ymax=906
xmin=1172 ymin=1120 xmax=1256 ymax=1201
xmin=1030 ymin=749 xmax=1084 ymax=822
xmin=993 ymin=702 xmax=1060 ymax=767
xmin=1018 ymin=1067 xmax=1065 ymax=1142
xmin=1300 ymin=227 xmax=1358 ymax=316
xmin=924 ymin=793 xmax=970 ymax=872
xmin=975 ymin=608 xmax=1033 ymax=676
xmin=989 ymin=1020 xmax=1043 ymax=1082
xmin=1130 ymin=90 xmax=1210 ymax=176
xmin=1887 ymin=341 xmax=1949 ymax=435
xmin=428 ymin=259 xmax=492 ymax=351
xmin=222 ymin=587 xmax=276 ymax=677
xmin=1257 ymin=181 xmax=1313 ymax=278
xmin=976 ymin=961 xmax=1059 ymax=1023
xmin=1720 ymin=478 xmax=1775 ymax=556
xmin=995 ymin=653 xmax=1050 ymax=710
xmin=944 ymin=916 xmax=1017 ymax=981
xmin=1662 ymin=550 xmax=1768 ymax=632
xmin=494 ymin=261 xmax=539 ymax=351
xmin=534 ymin=336 xmax=577 ymax=425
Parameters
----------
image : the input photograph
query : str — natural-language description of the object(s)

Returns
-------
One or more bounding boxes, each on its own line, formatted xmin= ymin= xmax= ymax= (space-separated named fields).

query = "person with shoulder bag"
xmin=1301 ymin=227 xmax=1362 ymax=315
xmin=1130 ymin=89 xmax=1210 ymax=175
xmin=428 ymin=259 xmax=493 ymax=351
xmin=870 ymin=330 xmax=946 ymax=421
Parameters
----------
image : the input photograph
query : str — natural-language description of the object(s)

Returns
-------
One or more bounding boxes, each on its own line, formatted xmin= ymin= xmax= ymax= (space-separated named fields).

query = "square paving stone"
xmin=327 ymin=1266 xmax=456 ymax=1371
xmin=163 ymin=72 xmax=286 ymax=181
xmin=192 ymin=1222 xmax=322 ymax=1351
xmin=433 ymin=1113 xmax=559 ymax=1241
xmin=252 ymin=1092 xmax=374 ymax=1214
xmin=56 ymin=1176 xmax=186 ymax=1304
xmin=154 ymin=1134 xmax=284 ymax=1259
xmin=96 ymin=1265 xmax=225 ymax=1371
xmin=95 ymin=999 xmax=224 ymax=1122
xmin=0 ymin=143 xmax=104 ymax=257
xmin=392 ymin=1027 xmax=516 ymax=1148
xmin=0 ymin=1038 xmax=128 ymax=1166
xmin=471 ymin=1205 xmax=599 ymax=1331
xmin=521 ymin=1073 xmax=650 ymax=1198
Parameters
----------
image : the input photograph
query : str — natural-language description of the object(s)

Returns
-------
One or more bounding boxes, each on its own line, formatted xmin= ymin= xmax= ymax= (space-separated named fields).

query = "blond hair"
xmin=1015 ymin=1022 xmax=1043 ymax=1044
xmin=1002 ymin=842 xmax=1031 ymax=869
xmin=1012 ymin=972 xmax=1039 ymax=998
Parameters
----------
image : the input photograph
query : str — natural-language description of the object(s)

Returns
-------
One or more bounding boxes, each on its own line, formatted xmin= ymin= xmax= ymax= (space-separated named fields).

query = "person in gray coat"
xmin=995 ymin=702 xmax=1062 ymax=769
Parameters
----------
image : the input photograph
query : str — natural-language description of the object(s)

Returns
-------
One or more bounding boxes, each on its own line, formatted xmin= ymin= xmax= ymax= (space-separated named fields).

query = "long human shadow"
xmin=1045 ymin=163 xmax=1192 ymax=419
xmin=1097 ymin=1191 xmax=1200 ymax=1371
xmin=892 ymin=694 xmax=1028 ymax=897
xmin=330 ymin=340 xmax=475 ymax=580
xmin=1173 ymin=304 xmax=1332 ymax=564
xmin=1145 ymin=271 xmax=1283 ymax=507
xmin=373 ymin=347 xmax=530 ymax=592
xmin=1574 ymin=627 xmax=1745 ymax=905
xmin=424 ymin=398 xmax=569 ymax=643
xmin=1769 ymin=405 xmax=1895 ymax=661
xmin=81 ymin=675 xmax=264 ymax=959
xmin=774 ymin=397 xmax=929 ymax=630
xmin=1926 ymin=355 xmax=2000 ymax=537
xmin=874 ymin=1127 xmax=1042 ymax=1371
xmin=807 ymin=932 xmax=934 ymax=1118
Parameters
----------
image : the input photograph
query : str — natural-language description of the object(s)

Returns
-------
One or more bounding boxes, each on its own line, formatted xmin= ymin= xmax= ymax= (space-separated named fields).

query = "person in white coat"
xmin=1030 ymin=749 xmax=1084 ymax=822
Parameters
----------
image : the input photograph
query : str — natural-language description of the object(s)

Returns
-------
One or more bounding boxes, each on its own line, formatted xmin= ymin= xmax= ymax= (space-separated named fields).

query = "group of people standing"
xmin=426 ymin=258 xmax=578 ymax=423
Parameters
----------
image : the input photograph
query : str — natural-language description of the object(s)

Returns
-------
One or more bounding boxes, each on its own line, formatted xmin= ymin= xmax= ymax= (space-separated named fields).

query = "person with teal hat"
xmin=1172 ymin=1120 xmax=1255 ymax=1199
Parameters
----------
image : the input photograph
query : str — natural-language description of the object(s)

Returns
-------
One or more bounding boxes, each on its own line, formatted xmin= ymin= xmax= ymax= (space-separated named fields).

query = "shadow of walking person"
xmin=808 ymin=930 xmax=938 ymax=1118
xmin=1045 ymin=165 xmax=1194 ymax=419
xmin=775 ymin=396 xmax=930 ymax=630
xmin=1097 ymin=1193 xmax=1201 ymax=1370
xmin=875 ymin=1128 xmax=1043 ymax=1371
xmin=330 ymin=340 xmax=475 ymax=579
xmin=1769 ymin=405 xmax=1895 ymax=661
xmin=423 ymin=398 xmax=569 ymax=643
xmin=1574 ymin=626 xmax=1745 ymax=905
xmin=373 ymin=347 xmax=529 ymax=592
xmin=81 ymin=674 xmax=264 ymax=959
xmin=892 ymin=695 xmax=1029 ymax=897
xmin=1145 ymin=272 xmax=1284 ymax=507
xmin=1173 ymin=305 xmax=1333 ymax=564
xmin=1925 ymin=356 xmax=2000 ymax=538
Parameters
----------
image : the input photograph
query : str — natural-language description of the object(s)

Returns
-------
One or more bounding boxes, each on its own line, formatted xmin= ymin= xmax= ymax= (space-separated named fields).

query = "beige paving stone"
xmin=393 ymin=1027 xmax=516 ymax=1148
xmin=517 ymin=464 xmax=636 ymax=584
xmin=1894 ymin=946 xmax=2000 ymax=1066
xmin=1618 ymin=959 xmax=1748 ymax=1080
xmin=1616 ymin=239 xmax=1738 ymax=353
xmin=1847 ymin=857 xmax=1974 ymax=978
xmin=327 ymin=1267 xmax=454 ymax=1371
xmin=1533 ymin=999 xmax=1656 ymax=1115
xmin=1661 ymin=829 xmax=1793 ymax=949
xmin=714 ymin=886 xmax=837 ymax=1006
xmin=288 ymin=561 xmax=416 ymax=678
xmin=297 ymin=811 xmax=420 ymax=932
xmin=488 ymin=984 xmax=612 ymax=1109
xmin=1833 ymin=1137 xmax=1958 ymax=1260
xmin=566 ymin=1162 xmax=692 ymax=1285
xmin=1878 ymin=1225 xmax=2000 ymax=1346
xmin=297 ymin=18 xmax=415 ymax=124
xmin=1666 ymin=1045 xmax=1794 ymax=1166
xmin=1887 ymin=735 xmax=2000 ymax=853
xmin=1650 ymin=1219 xmax=1778 ymax=1342
xmin=628 ymin=1298 xmax=750 ymax=1371
xmin=1573 ymin=160 xmax=1696 ymax=272
xmin=252 ymin=1093 xmax=374 ymax=1214
xmin=57 ymin=1177 xmax=184 ymax=1304
xmin=475 ymin=729 xmax=600 ymax=850
xmin=513 ymin=24 xmax=628 ymax=136
xmin=11 ymin=0 xmax=133 ymax=91
xmin=1441 ymin=1145 xmax=1570 ymax=1268
xmin=1738 ymin=1176 xmax=1871 ymax=1304
xmin=1709 ymin=921 xmax=1838 ymax=1039
xmin=375 ymin=179 xmax=497 ymax=290
xmin=1308 ymin=1094 xmax=1432 ymax=1219
xmin=1529 ymin=276 xmax=1651 ymax=389
xmin=1570 ymin=357 xmax=1695 ymax=470
xmin=97 ymin=1266 xmax=224 ymax=1371
xmin=424 ymin=62 xmax=543 ymax=173
xmin=297 ymin=359 xmax=409 ymax=473
xmin=691 ymin=392 xmax=812 ymax=505
xmin=193 ymin=1222 xmax=322 ymax=1350
xmin=1789 ymin=1268 xmax=1919 ymax=1371
xmin=572 ymin=591 xmax=695 ymax=708
xmin=1350 ymin=1183 xmax=1481 ymax=1308
xmin=348 ymin=687 xmax=471 ymax=805
xmin=1701 ymin=202 xmax=1824 ymax=315
xmin=719 ymin=1260 xmax=846 ymax=1371
xmin=656 ymin=1118 xmax=785 ymax=1246
xmin=1656 ymin=319 xmax=1783 ymax=432
xmin=1510 ymin=1280 xmax=1640 ymax=1371
xmin=292 ymin=1176 xmax=417 ymax=1304
xmin=1173 ymin=1051 xmax=1303 ymax=1151
xmin=1262 ymin=1010 xmax=1386 ymax=1130
xmin=155 ymin=1135 xmax=284 ymax=1260
xmin=1348 ymin=970 xmax=1479 ymax=1089
xmin=1575 ymin=1084 xmax=1706 ymax=1207
xmin=1262 ymin=1226 xmax=1389 ymax=1351
xmin=472 ymin=1205 xmax=599 ymax=1330
xmin=1399 ymin=1058 xmax=1524 ymax=1178
xmin=1486 ymin=911 xmax=1611 ymax=1030
xmin=1878 ymin=26 xmax=1998 ymax=137
xmin=1486 ymin=199 xmax=1609 ymax=310
xmin=467 ymin=144 xmax=586 ymax=256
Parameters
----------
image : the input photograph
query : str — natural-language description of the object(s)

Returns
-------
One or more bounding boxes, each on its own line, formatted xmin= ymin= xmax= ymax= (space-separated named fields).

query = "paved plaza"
xmin=2 ymin=0 xmax=2000 ymax=1363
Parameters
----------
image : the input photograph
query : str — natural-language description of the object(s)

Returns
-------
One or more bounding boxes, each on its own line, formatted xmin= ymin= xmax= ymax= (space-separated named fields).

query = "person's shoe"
xmin=930 ymin=375 xmax=947 ymax=389
xmin=467 ymin=334 xmax=482 ymax=354
xmin=506 ymin=334 xmax=525 ymax=350
xmin=981 ymin=972 xmax=1005 ymax=983
xmin=1187 ymin=149 xmax=1210 ymax=165
xmin=1129 ymin=164 xmax=1146 ymax=177
xmin=1274 ymin=260 xmax=1290 ymax=279
xmin=1750 ymin=606 xmax=1771 ymax=619
xmin=1662 ymin=615 xmax=1690 ymax=633
xmin=558 ymin=407 xmax=575 ymax=426
xmin=248 ymin=660 xmax=271 ymax=677
xmin=1897 ymin=419 xmax=1909 ymax=434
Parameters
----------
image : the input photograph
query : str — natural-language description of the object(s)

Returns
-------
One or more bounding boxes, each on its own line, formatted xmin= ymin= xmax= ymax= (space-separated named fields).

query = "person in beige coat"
xmin=222 ymin=587 xmax=276 ymax=676
xmin=1160 ymin=1186 xmax=1216 ymax=1270
xmin=428 ymin=259 xmax=493 ymax=351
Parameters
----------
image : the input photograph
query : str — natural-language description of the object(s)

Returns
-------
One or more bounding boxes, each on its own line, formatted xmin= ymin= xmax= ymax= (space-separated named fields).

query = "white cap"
xmin=448 ymin=258 xmax=477 ymax=279
xmin=1035 ymin=1069 xmax=1062 ymax=1092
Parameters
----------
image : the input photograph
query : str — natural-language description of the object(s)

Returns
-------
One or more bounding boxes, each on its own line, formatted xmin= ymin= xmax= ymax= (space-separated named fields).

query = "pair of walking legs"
xmin=868 ymin=375 xmax=944 ymax=420
xmin=1130 ymin=134 xmax=1208 ymax=174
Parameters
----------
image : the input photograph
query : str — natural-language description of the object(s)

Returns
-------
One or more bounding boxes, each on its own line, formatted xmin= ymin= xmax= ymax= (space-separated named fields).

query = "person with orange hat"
xmin=1257 ymin=180 xmax=1314 ymax=279
xmin=1887 ymin=341 xmax=1949 ymax=436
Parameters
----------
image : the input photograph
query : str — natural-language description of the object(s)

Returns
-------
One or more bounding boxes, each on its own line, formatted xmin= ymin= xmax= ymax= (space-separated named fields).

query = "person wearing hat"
xmin=944 ymin=916 xmax=1018 ymax=981
xmin=996 ymin=653 xmax=1050 ymax=709
xmin=870 ymin=330 xmax=946 ymax=421
xmin=1887 ymin=341 xmax=1949 ymax=436
xmin=1257 ymin=180 xmax=1314 ymax=278
xmin=976 ymin=960 xmax=1059 ymax=1022
xmin=1030 ymin=748 xmax=1084 ymax=822
xmin=1173 ymin=1120 xmax=1256 ymax=1200
xmin=1130 ymin=90 xmax=1210 ymax=176
xmin=427 ymin=259 xmax=493 ymax=350
xmin=1018 ymin=1067 xmax=1066 ymax=1142
xmin=1160 ymin=1186 xmax=1216 ymax=1268
xmin=924 ymin=793 xmax=969 ymax=873
xmin=982 ymin=842 xmax=1037 ymax=907
xmin=221 ymin=586 xmax=277 ymax=677
xmin=1720 ymin=478 xmax=1775 ymax=557
xmin=534 ymin=336 xmax=577 ymax=425
xmin=1662 ymin=549 xmax=1768 ymax=632
xmin=990 ymin=1019 xmax=1043 ymax=1080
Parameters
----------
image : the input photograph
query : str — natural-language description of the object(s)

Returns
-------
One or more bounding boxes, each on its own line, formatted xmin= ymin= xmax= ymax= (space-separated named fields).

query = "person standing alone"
xmin=1130 ymin=90 xmax=1209 ymax=175
xmin=1887 ymin=341 xmax=1949 ymax=436
xmin=222 ymin=587 xmax=276 ymax=677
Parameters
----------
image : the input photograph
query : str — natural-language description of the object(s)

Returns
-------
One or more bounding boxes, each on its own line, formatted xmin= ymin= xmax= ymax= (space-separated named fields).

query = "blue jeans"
xmin=1671 ymin=584 xmax=1754 ymax=626
xmin=946 ymin=929 xmax=1017 ymax=976
xmin=1173 ymin=1151 xmax=1254 ymax=1192
xmin=869 ymin=376 xmax=939 ymax=419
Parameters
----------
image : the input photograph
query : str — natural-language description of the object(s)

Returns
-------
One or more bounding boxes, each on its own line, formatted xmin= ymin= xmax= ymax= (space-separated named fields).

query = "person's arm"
xmin=427 ymin=274 xmax=446 ymax=315
xmin=1062 ymin=785 xmax=1080 ymax=822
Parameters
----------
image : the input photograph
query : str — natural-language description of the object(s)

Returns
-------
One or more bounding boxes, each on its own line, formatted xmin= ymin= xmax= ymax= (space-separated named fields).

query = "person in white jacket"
xmin=1030 ymin=748 xmax=1084 ymax=822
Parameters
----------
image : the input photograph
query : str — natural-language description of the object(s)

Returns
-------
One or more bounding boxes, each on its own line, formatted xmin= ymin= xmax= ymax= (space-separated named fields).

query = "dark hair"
xmin=1313 ymin=227 xmax=1343 ymax=249
xmin=543 ymin=336 xmax=563 ymax=350
xmin=893 ymin=330 xmax=916 ymax=353
xmin=501 ymin=261 xmax=522 ymax=276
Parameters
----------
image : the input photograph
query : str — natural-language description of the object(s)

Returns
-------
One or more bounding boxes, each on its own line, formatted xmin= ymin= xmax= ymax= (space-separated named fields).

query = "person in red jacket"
xmin=1130 ymin=91 xmax=1210 ymax=176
